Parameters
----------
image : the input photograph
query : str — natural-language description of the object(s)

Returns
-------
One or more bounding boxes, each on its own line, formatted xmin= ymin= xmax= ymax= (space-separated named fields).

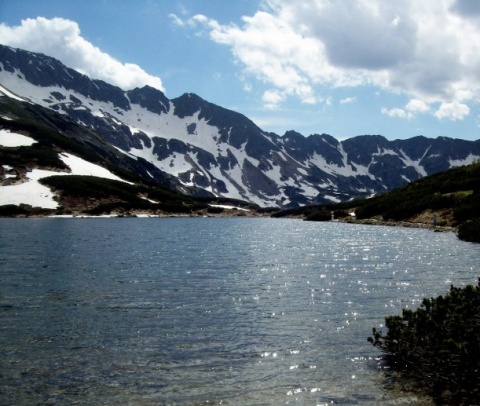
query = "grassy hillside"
xmin=274 ymin=161 xmax=480 ymax=242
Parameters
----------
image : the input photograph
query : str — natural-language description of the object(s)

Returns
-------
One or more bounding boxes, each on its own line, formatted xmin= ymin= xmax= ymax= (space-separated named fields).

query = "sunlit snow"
xmin=2 ymin=67 xmax=479 ymax=208
xmin=449 ymin=154 xmax=480 ymax=168
xmin=0 ymin=152 xmax=133 ymax=209
xmin=208 ymin=204 xmax=250 ymax=212
xmin=2 ymin=181 xmax=58 ymax=208
xmin=0 ymin=129 xmax=37 ymax=147
xmin=58 ymin=152 xmax=131 ymax=183
xmin=0 ymin=83 xmax=26 ymax=102
xmin=399 ymin=148 xmax=428 ymax=177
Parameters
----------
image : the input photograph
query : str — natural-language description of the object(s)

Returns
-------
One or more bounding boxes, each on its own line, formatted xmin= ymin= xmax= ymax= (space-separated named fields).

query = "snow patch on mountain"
xmin=0 ymin=83 xmax=27 ymax=102
xmin=449 ymin=154 xmax=479 ymax=168
xmin=0 ymin=152 xmax=133 ymax=208
xmin=399 ymin=149 xmax=428 ymax=177
xmin=0 ymin=129 xmax=37 ymax=147
xmin=59 ymin=153 xmax=132 ymax=183
xmin=373 ymin=147 xmax=397 ymax=156
xmin=2 ymin=45 xmax=480 ymax=208
xmin=0 ymin=170 xmax=60 ymax=208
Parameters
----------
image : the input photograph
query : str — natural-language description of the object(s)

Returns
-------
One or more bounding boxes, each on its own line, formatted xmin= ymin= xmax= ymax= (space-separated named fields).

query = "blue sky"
xmin=1 ymin=0 xmax=480 ymax=141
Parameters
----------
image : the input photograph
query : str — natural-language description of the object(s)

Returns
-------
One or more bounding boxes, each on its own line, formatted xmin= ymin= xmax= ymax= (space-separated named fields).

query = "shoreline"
xmin=0 ymin=212 xmax=458 ymax=233
xmin=338 ymin=217 xmax=457 ymax=233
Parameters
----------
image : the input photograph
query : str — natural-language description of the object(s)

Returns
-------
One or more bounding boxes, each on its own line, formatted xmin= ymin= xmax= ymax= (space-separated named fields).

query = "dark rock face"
xmin=2 ymin=44 xmax=480 ymax=207
xmin=126 ymin=86 xmax=170 ymax=115
xmin=0 ymin=45 xmax=130 ymax=110
xmin=0 ymin=96 xmax=209 ymax=198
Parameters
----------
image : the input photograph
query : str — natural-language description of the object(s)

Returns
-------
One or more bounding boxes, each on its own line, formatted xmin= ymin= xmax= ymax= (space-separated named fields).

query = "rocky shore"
xmin=340 ymin=217 xmax=457 ymax=233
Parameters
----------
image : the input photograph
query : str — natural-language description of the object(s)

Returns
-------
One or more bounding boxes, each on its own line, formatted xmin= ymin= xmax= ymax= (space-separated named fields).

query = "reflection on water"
xmin=1 ymin=218 xmax=478 ymax=405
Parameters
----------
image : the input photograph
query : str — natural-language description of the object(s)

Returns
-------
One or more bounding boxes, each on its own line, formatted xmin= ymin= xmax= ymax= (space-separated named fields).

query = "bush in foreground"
xmin=368 ymin=280 xmax=480 ymax=405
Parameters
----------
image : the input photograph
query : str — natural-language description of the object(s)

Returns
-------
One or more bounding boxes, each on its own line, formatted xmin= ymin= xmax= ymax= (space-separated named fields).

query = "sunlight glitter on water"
xmin=1 ymin=218 xmax=478 ymax=405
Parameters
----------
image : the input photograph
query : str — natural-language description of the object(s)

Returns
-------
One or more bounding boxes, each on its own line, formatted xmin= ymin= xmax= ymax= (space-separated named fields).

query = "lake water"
xmin=1 ymin=218 xmax=479 ymax=405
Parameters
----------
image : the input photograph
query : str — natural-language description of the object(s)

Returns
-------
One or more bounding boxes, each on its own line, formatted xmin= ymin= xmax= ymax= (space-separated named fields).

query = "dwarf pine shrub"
xmin=369 ymin=280 xmax=480 ymax=404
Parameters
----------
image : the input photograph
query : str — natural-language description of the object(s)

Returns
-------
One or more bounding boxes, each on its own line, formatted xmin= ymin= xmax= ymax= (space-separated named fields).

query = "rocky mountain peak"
xmin=127 ymin=85 xmax=170 ymax=114
xmin=1 ymin=44 xmax=479 ymax=208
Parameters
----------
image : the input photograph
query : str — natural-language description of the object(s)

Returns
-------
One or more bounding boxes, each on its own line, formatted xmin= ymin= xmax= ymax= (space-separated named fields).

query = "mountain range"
xmin=1 ymin=44 xmax=479 ymax=208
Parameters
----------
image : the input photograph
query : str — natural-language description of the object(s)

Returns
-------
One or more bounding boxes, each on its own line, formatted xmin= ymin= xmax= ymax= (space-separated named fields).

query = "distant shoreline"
xmin=338 ymin=217 xmax=457 ymax=233
xmin=0 ymin=212 xmax=458 ymax=235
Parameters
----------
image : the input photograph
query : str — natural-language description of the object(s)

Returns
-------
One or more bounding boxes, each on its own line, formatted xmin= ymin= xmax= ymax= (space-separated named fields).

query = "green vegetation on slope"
xmin=0 ymin=114 xmax=101 ymax=167
xmin=0 ymin=143 xmax=68 ymax=170
xmin=275 ymin=161 xmax=480 ymax=242
xmin=369 ymin=280 xmax=480 ymax=405
xmin=354 ymin=162 xmax=480 ymax=223
xmin=20 ymin=175 xmax=258 ymax=216
xmin=38 ymin=175 xmax=213 ymax=215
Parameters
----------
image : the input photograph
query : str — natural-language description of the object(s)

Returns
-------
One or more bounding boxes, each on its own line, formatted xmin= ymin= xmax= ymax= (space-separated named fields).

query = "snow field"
xmin=0 ymin=129 xmax=37 ymax=147
xmin=0 ymin=152 xmax=132 ymax=209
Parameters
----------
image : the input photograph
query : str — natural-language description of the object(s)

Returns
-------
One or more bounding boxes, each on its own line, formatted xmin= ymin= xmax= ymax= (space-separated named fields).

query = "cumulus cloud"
xmin=175 ymin=0 xmax=480 ymax=120
xmin=384 ymin=98 xmax=469 ymax=121
xmin=0 ymin=17 xmax=164 ymax=91
xmin=382 ymin=98 xmax=431 ymax=119
xmin=381 ymin=107 xmax=412 ymax=119
xmin=434 ymin=101 xmax=470 ymax=121
xmin=262 ymin=89 xmax=286 ymax=109
xmin=405 ymin=99 xmax=431 ymax=114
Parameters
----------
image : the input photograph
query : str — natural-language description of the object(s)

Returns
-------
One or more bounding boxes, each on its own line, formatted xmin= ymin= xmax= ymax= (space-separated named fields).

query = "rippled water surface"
xmin=1 ymin=218 xmax=479 ymax=405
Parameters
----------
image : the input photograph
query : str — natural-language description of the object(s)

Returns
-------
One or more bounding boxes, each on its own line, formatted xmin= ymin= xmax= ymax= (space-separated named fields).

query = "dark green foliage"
xmin=38 ymin=175 xmax=214 ymax=215
xmin=0 ymin=204 xmax=55 ymax=216
xmin=306 ymin=162 xmax=479 ymax=222
xmin=256 ymin=206 xmax=280 ymax=215
xmin=0 ymin=116 xmax=100 ymax=164
xmin=0 ymin=144 xmax=68 ymax=169
xmin=274 ymin=161 xmax=480 ymax=242
xmin=369 ymin=281 xmax=480 ymax=404
xmin=147 ymin=186 xmax=197 ymax=204
xmin=272 ymin=205 xmax=318 ymax=218
xmin=457 ymin=218 xmax=480 ymax=243
xmin=86 ymin=201 xmax=152 ymax=215
xmin=454 ymin=190 xmax=480 ymax=223
xmin=357 ymin=185 xmax=457 ymax=221
xmin=333 ymin=209 xmax=349 ymax=219
xmin=40 ymin=175 xmax=143 ymax=201
xmin=207 ymin=206 xmax=224 ymax=214
xmin=305 ymin=209 xmax=331 ymax=221
xmin=86 ymin=201 xmax=198 ymax=216
xmin=0 ymin=204 xmax=31 ymax=216
xmin=356 ymin=162 xmax=480 ymax=222
xmin=303 ymin=208 xmax=349 ymax=221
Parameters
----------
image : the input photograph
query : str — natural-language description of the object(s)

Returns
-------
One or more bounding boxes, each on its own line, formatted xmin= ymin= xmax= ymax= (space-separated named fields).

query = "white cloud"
xmin=169 ymin=13 xmax=186 ymax=27
xmin=177 ymin=0 xmax=480 ymax=117
xmin=434 ymin=101 xmax=470 ymax=121
xmin=405 ymin=99 xmax=431 ymax=114
xmin=382 ymin=99 xmax=431 ymax=120
xmin=381 ymin=107 xmax=412 ymax=119
xmin=179 ymin=11 xmax=325 ymax=106
xmin=0 ymin=17 xmax=164 ymax=92
xmin=262 ymin=89 xmax=286 ymax=109
xmin=340 ymin=97 xmax=356 ymax=105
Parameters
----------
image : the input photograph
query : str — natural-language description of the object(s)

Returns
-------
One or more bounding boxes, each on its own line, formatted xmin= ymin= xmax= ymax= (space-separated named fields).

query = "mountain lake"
xmin=1 ymin=217 xmax=479 ymax=405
